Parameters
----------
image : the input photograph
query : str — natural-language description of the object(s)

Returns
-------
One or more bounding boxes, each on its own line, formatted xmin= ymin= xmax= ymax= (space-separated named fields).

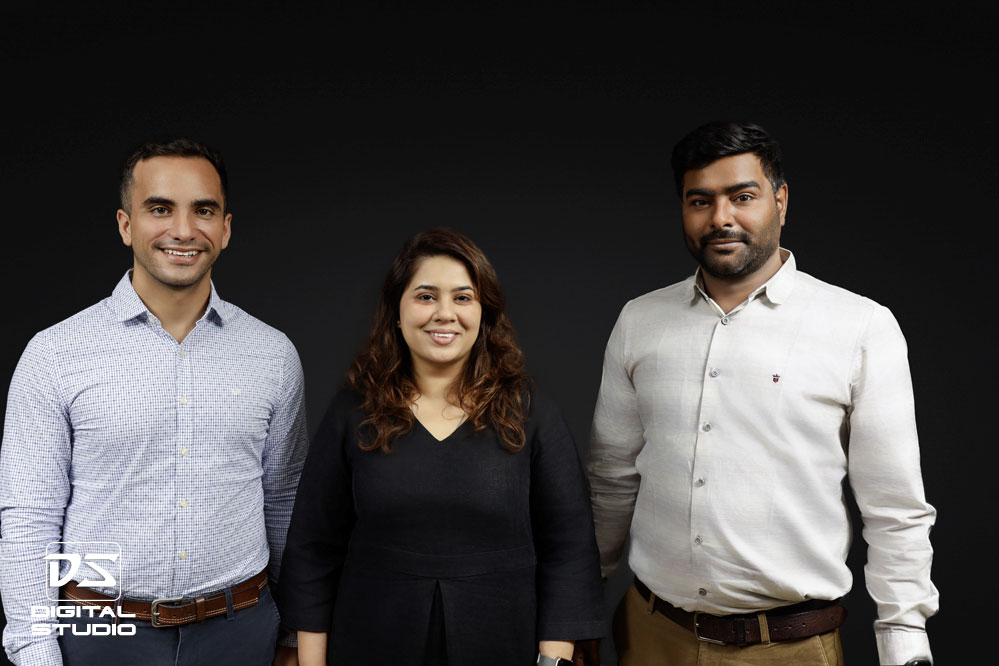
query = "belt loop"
xmin=224 ymin=587 xmax=235 ymax=620
xmin=195 ymin=596 xmax=207 ymax=622
xmin=757 ymin=613 xmax=771 ymax=644
xmin=734 ymin=617 xmax=747 ymax=647
xmin=645 ymin=588 xmax=656 ymax=614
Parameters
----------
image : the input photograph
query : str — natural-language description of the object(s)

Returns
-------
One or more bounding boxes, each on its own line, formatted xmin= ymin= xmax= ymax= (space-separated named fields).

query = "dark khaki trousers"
xmin=613 ymin=584 xmax=844 ymax=666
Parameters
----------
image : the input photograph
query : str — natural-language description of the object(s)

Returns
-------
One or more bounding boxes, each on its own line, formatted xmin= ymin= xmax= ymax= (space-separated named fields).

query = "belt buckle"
xmin=150 ymin=596 xmax=184 ymax=628
xmin=693 ymin=611 xmax=726 ymax=645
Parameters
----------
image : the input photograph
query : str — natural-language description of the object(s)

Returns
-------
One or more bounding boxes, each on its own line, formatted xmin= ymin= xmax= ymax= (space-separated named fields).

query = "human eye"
xmin=196 ymin=207 xmax=215 ymax=217
xmin=417 ymin=292 xmax=436 ymax=302
xmin=150 ymin=206 xmax=169 ymax=215
xmin=689 ymin=199 xmax=709 ymax=208
xmin=734 ymin=193 xmax=755 ymax=203
xmin=455 ymin=293 xmax=473 ymax=303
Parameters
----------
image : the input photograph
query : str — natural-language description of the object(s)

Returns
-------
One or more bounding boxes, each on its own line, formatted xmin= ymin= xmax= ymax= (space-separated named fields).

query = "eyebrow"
xmin=412 ymin=284 xmax=475 ymax=292
xmin=142 ymin=196 xmax=176 ymax=207
xmin=193 ymin=199 xmax=222 ymax=209
xmin=685 ymin=181 xmax=762 ymax=199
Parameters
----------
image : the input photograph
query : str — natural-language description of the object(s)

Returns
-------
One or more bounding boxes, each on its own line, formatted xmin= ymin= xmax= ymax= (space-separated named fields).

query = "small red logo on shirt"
xmin=772 ymin=374 xmax=780 ymax=383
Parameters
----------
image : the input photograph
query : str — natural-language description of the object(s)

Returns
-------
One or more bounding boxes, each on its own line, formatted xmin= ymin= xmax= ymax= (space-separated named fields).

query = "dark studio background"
xmin=1 ymin=2 xmax=994 ymax=664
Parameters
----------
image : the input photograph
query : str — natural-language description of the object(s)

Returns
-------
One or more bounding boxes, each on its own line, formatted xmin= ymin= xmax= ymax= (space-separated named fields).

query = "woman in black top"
xmin=278 ymin=228 xmax=604 ymax=665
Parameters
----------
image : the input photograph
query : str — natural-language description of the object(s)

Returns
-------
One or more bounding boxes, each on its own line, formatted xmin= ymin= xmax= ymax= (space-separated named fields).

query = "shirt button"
xmin=178 ymin=349 xmax=186 ymax=358
xmin=179 ymin=397 xmax=188 ymax=405
xmin=179 ymin=499 xmax=189 ymax=508
xmin=709 ymin=368 xmax=719 ymax=378
xmin=698 ymin=588 xmax=707 ymax=596
xmin=180 ymin=448 xmax=189 ymax=457
xmin=178 ymin=551 xmax=187 ymax=560
xmin=694 ymin=536 xmax=703 ymax=545
xmin=702 ymin=423 xmax=712 ymax=432
xmin=695 ymin=477 xmax=705 ymax=487
xmin=721 ymin=317 xmax=730 ymax=325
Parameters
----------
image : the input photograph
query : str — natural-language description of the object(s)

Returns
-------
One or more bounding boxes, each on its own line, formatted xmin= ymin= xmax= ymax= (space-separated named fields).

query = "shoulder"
xmin=792 ymin=271 xmax=897 ymax=331
xmin=524 ymin=383 xmax=573 ymax=442
xmin=330 ymin=386 xmax=365 ymax=414
xmin=525 ymin=383 xmax=563 ymax=420
xmin=616 ymin=276 xmax=696 ymax=326
xmin=317 ymin=387 xmax=366 ymax=431
xmin=216 ymin=302 xmax=298 ymax=353
xmin=793 ymin=271 xmax=880 ymax=311
xmin=18 ymin=299 xmax=116 ymax=362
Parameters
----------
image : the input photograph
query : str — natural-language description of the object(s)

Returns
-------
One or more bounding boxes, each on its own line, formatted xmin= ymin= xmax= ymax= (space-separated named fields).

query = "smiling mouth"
xmin=426 ymin=330 xmax=459 ymax=345
xmin=162 ymin=249 xmax=201 ymax=257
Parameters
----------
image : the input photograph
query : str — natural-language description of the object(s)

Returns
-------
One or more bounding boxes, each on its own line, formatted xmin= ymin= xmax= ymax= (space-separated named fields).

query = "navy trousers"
xmin=59 ymin=585 xmax=280 ymax=666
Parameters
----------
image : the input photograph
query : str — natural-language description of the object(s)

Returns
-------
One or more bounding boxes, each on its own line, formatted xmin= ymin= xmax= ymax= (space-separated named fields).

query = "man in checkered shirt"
xmin=0 ymin=138 xmax=308 ymax=666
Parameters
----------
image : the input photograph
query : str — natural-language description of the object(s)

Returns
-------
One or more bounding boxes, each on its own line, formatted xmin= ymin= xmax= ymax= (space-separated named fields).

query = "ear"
xmin=775 ymin=183 xmax=789 ymax=227
xmin=116 ymin=209 xmax=133 ymax=246
xmin=221 ymin=212 xmax=232 ymax=250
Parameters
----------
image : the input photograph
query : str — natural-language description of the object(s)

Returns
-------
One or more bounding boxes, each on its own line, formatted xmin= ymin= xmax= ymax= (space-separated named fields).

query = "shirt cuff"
xmin=7 ymin=638 xmax=62 ymax=666
xmin=277 ymin=628 xmax=298 ymax=648
xmin=876 ymin=628 xmax=932 ymax=665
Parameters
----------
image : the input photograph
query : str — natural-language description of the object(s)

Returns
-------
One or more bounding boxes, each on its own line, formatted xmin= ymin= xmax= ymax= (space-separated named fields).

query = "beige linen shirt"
xmin=588 ymin=250 xmax=938 ymax=665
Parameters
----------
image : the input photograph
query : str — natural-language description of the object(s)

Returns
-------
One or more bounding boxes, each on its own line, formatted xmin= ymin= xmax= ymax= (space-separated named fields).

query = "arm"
xmin=586 ymin=305 xmax=645 ymax=577
xmin=296 ymin=631 xmax=327 ymax=666
xmin=261 ymin=338 xmax=310 ymax=649
xmin=275 ymin=393 xmax=356 ymax=643
xmin=847 ymin=306 xmax=938 ymax=665
xmin=529 ymin=391 xmax=606 ymax=653
xmin=0 ymin=334 xmax=69 ymax=666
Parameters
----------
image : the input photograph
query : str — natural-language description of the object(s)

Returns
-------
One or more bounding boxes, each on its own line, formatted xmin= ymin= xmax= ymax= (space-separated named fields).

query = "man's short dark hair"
xmin=670 ymin=121 xmax=785 ymax=197
xmin=120 ymin=137 xmax=228 ymax=213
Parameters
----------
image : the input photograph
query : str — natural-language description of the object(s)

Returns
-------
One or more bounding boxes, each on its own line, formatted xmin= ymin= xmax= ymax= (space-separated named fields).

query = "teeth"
xmin=163 ymin=249 xmax=199 ymax=256
xmin=431 ymin=333 xmax=455 ymax=338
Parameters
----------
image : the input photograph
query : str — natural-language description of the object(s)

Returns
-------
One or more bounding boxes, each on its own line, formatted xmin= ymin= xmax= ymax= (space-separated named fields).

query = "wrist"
xmin=537 ymin=655 xmax=573 ymax=666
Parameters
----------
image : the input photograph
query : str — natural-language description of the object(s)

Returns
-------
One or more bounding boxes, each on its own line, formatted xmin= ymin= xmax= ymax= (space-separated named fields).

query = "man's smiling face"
xmin=117 ymin=156 xmax=231 ymax=290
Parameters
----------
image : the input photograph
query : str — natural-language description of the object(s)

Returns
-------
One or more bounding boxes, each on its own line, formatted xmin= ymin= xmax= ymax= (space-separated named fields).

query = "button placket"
xmin=175 ymin=338 xmax=194 ymax=588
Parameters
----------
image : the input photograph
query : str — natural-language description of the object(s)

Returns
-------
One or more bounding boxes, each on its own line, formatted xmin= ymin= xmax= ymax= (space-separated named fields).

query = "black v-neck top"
xmin=277 ymin=387 xmax=606 ymax=665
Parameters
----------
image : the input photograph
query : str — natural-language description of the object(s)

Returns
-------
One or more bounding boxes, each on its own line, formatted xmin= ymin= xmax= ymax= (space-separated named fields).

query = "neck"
xmin=411 ymin=359 xmax=466 ymax=403
xmin=700 ymin=249 xmax=785 ymax=314
xmin=130 ymin=267 xmax=211 ymax=343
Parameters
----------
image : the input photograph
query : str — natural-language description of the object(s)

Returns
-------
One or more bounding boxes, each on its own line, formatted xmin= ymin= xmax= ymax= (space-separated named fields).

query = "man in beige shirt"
xmin=586 ymin=121 xmax=936 ymax=666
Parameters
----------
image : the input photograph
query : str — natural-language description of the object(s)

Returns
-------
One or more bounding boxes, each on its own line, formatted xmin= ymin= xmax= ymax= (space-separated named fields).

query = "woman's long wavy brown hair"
xmin=347 ymin=228 xmax=530 ymax=453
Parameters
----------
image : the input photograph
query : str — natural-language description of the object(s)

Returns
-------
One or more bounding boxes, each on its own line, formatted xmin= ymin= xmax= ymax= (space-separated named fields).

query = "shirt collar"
xmin=108 ymin=270 xmax=232 ymax=325
xmin=691 ymin=248 xmax=798 ymax=306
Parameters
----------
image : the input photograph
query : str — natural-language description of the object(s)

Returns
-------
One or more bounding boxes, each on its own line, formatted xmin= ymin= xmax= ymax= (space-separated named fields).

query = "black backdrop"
xmin=1 ymin=2 xmax=994 ymax=664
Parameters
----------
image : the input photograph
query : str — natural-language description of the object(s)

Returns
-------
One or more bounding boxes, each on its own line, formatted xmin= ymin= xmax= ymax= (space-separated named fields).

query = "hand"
xmin=573 ymin=639 xmax=600 ymax=666
xmin=273 ymin=645 xmax=298 ymax=666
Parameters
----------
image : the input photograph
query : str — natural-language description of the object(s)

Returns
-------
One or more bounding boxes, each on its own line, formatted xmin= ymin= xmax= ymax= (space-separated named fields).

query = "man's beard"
xmin=689 ymin=215 xmax=781 ymax=279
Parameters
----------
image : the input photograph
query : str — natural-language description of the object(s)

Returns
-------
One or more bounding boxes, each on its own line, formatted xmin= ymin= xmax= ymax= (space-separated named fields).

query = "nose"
xmin=168 ymin=210 xmax=197 ymax=241
xmin=433 ymin=298 xmax=457 ymax=322
xmin=710 ymin=199 xmax=735 ymax=229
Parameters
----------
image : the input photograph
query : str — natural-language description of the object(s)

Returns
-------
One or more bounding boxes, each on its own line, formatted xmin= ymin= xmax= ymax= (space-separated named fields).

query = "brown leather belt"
xmin=634 ymin=578 xmax=846 ymax=646
xmin=62 ymin=571 xmax=267 ymax=628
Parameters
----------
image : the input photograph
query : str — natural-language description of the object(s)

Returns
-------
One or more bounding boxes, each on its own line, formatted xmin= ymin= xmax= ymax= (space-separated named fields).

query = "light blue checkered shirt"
xmin=0 ymin=272 xmax=309 ymax=665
